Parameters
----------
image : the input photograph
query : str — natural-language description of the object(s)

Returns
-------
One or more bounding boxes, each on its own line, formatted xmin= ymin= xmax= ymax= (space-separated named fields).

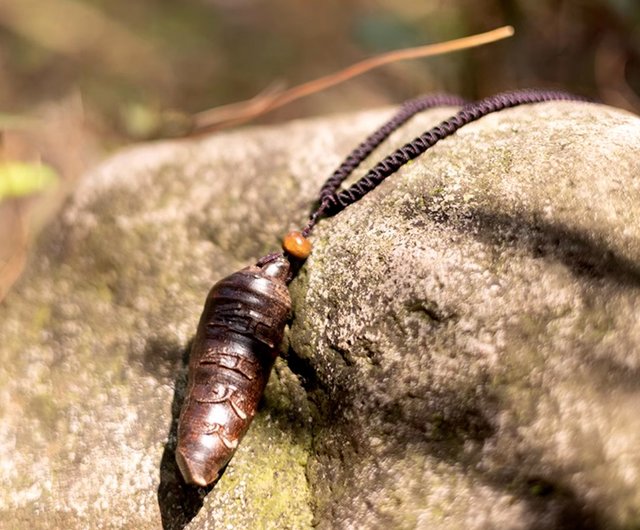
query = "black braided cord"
xmin=302 ymin=89 xmax=590 ymax=237
xmin=319 ymin=93 xmax=467 ymax=202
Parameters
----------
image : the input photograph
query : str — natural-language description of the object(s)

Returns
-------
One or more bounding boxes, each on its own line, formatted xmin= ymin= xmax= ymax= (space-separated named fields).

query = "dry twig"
xmin=192 ymin=26 xmax=515 ymax=134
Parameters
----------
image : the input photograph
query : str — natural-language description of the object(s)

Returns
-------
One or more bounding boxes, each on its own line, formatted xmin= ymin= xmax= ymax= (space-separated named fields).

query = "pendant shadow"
xmin=154 ymin=338 xmax=218 ymax=530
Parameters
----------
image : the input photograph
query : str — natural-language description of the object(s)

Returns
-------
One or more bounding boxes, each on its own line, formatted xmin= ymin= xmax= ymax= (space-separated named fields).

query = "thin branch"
xmin=192 ymin=25 xmax=515 ymax=134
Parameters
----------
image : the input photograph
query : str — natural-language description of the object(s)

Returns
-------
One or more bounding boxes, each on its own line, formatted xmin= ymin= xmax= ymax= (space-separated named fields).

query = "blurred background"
xmin=0 ymin=0 xmax=639 ymax=298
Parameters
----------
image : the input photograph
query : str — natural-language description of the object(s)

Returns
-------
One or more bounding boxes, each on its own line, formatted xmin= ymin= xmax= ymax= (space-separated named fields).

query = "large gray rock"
xmin=1 ymin=100 xmax=639 ymax=529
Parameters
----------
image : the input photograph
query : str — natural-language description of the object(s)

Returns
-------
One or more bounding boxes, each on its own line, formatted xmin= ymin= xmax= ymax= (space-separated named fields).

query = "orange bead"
xmin=282 ymin=231 xmax=312 ymax=259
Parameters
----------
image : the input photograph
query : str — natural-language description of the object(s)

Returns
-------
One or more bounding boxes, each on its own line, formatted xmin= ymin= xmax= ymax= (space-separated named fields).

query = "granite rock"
xmin=1 ymin=100 xmax=639 ymax=529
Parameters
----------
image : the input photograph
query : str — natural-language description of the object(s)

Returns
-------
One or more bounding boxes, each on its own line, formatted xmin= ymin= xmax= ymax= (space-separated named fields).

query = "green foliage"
xmin=0 ymin=161 xmax=58 ymax=200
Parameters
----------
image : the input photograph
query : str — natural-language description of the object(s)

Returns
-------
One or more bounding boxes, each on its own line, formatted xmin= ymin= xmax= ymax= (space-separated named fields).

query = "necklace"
xmin=174 ymin=88 xmax=588 ymax=486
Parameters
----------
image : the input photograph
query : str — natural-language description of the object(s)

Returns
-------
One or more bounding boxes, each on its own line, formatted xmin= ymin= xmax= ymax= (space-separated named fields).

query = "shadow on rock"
xmin=156 ymin=339 xmax=216 ymax=530
xmin=451 ymin=207 xmax=640 ymax=289
xmin=285 ymin=341 xmax=610 ymax=529
xmin=516 ymin=475 xmax=602 ymax=530
xmin=372 ymin=376 xmax=603 ymax=528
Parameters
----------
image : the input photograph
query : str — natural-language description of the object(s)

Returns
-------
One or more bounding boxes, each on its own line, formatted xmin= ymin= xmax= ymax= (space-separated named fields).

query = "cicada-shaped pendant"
xmin=176 ymin=254 xmax=291 ymax=486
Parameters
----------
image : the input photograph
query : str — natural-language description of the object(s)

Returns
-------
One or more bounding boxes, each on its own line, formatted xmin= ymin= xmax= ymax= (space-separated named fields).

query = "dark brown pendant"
xmin=176 ymin=254 xmax=291 ymax=486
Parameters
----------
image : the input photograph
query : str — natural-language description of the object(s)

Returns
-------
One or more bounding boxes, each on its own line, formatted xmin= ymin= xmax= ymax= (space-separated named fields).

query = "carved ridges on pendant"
xmin=205 ymin=310 xmax=281 ymax=348
xmin=184 ymin=379 xmax=253 ymax=454
xmin=190 ymin=379 xmax=251 ymax=419
xmin=200 ymin=420 xmax=239 ymax=449
xmin=190 ymin=371 xmax=258 ymax=414
xmin=199 ymin=347 xmax=261 ymax=380
xmin=203 ymin=269 xmax=290 ymax=348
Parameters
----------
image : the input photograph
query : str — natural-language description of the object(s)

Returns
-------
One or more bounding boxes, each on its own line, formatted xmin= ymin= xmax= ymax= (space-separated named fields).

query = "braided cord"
xmin=303 ymin=89 xmax=589 ymax=236
xmin=300 ymin=93 xmax=466 ymax=237
xmin=319 ymin=93 xmax=467 ymax=202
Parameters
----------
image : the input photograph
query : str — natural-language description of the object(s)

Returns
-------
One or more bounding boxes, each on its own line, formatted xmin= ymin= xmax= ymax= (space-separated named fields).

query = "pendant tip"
xmin=176 ymin=447 xmax=219 ymax=487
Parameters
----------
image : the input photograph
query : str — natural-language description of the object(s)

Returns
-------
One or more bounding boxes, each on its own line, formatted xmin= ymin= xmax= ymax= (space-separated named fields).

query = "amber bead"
xmin=282 ymin=231 xmax=312 ymax=259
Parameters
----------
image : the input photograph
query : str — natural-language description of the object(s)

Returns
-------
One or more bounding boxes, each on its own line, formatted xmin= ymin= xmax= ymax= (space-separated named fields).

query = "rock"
xmin=1 ymin=100 xmax=640 ymax=529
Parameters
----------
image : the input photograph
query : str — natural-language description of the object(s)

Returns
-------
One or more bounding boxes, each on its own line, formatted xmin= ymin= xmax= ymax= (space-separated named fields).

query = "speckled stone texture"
xmin=1 ymin=101 xmax=639 ymax=530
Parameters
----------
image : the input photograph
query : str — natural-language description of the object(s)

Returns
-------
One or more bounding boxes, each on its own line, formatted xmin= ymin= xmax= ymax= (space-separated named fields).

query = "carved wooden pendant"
xmin=176 ymin=254 xmax=291 ymax=486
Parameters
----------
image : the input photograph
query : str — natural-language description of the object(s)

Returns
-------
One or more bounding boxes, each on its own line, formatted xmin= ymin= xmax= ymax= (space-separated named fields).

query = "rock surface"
xmin=1 ymin=100 xmax=640 ymax=529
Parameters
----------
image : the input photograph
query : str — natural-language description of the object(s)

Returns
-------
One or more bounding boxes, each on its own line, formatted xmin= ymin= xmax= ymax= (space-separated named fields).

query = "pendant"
xmin=176 ymin=253 xmax=291 ymax=486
